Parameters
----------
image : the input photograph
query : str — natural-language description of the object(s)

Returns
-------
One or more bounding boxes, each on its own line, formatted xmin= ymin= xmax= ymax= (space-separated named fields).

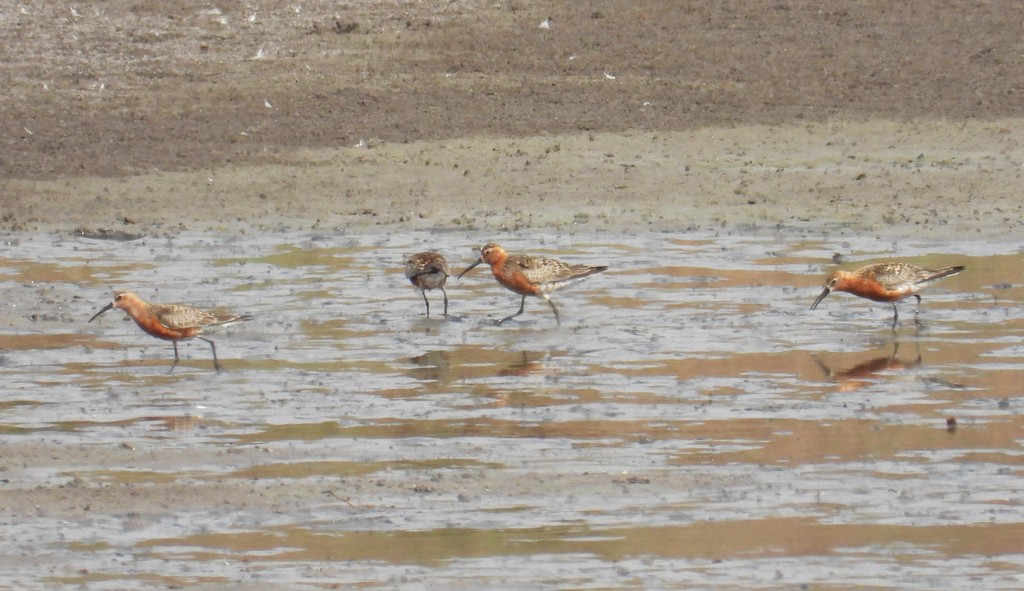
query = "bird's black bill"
xmin=88 ymin=302 xmax=115 ymax=323
xmin=810 ymin=287 xmax=831 ymax=310
xmin=457 ymin=259 xmax=483 ymax=279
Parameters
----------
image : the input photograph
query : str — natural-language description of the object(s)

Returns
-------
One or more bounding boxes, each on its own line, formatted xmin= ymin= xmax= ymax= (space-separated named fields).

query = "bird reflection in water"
xmin=407 ymin=350 xmax=452 ymax=383
xmin=813 ymin=340 xmax=922 ymax=392
xmin=407 ymin=349 xmax=547 ymax=383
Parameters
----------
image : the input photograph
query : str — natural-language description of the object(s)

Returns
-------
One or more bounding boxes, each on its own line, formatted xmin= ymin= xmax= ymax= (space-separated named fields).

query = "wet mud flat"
xmin=0 ymin=229 xmax=1022 ymax=590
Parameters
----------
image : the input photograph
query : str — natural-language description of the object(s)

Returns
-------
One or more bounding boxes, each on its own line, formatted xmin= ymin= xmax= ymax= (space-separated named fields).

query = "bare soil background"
xmin=2 ymin=0 xmax=1023 ymax=237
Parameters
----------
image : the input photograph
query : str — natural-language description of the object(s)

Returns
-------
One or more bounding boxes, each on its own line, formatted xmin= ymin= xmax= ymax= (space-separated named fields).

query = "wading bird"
xmin=458 ymin=243 xmax=607 ymax=325
xmin=405 ymin=252 xmax=450 ymax=317
xmin=89 ymin=290 xmax=252 ymax=372
xmin=811 ymin=262 xmax=964 ymax=329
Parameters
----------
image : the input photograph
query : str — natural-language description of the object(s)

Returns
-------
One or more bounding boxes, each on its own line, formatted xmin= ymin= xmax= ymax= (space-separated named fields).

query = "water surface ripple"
xmin=1 ymin=230 xmax=1021 ymax=590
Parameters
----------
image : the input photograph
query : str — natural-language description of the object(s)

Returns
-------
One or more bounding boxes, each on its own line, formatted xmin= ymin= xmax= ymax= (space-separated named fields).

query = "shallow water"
xmin=1 ymin=229 xmax=1022 ymax=590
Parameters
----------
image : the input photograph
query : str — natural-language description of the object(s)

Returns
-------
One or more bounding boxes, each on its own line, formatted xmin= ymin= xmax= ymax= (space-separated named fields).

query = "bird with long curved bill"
xmin=810 ymin=262 xmax=964 ymax=329
xmin=89 ymin=290 xmax=252 ymax=372
xmin=458 ymin=243 xmax=607 ymax=326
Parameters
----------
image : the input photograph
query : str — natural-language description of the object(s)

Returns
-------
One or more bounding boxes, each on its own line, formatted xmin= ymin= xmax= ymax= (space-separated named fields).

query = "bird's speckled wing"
xmin=406 ymin=252 xmax=449 ymax=292
xmin=151 ymin=304 xmax=218 ymax=330
xmin=859 ymin=262 xmax=961 ymax=291
xmin=508 ymin=255 xmax=572 ymax=284
xmin=856 ymin=263 xmax=915 ymax=290
xmin=405 ymin=252 xmax=450 ymax=280
xmin=153 ymin=304 xmax=246 ymax=330
xmin=508 ymin=255 xmax=606 ymax=289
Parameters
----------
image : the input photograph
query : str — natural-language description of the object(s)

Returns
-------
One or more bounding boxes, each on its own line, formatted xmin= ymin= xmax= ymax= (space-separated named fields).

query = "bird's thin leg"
xmin=913 ymin=294 xmax=922 ymax=325
xmin=170 ymin=341 xmax=180 ymax=374
xmin=441 ymin=287 xmax=449 ymax=317
xmin=891 ymin=303 xmax=899 ymax=332
xmin=498 ymin=295 xmax=527 ymax=325
xmin=421 ymin=291 xmax=431 ymax=318
xmin=198 ymin=336 xmax=222 ymax=372
xmin=545 ymin=296 xmax=560 ymax=326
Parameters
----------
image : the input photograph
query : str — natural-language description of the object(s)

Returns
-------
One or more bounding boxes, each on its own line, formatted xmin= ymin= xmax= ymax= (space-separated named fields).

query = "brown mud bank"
xmin=2 ymin=1 xmax=1023 ymax=239
xmin=4 ymin=119 xmax=1024 ymax=240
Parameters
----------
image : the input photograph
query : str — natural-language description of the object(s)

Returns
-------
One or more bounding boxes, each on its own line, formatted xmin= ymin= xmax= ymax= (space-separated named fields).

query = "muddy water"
xmin=1 ymin=230 xmax=1022 ymax=590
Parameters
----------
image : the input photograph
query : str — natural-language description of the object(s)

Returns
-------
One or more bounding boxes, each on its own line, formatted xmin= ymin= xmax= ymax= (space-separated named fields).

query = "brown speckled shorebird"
xmin=811 ymin=262 xmax=964 ymax=329
xmin=458 ymin=243 xmax=608 ymax=325
xmin=405 ymin=252 xmax=450 ymax=317
xmin=89 ymin=290 xmax=253 ymax=372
